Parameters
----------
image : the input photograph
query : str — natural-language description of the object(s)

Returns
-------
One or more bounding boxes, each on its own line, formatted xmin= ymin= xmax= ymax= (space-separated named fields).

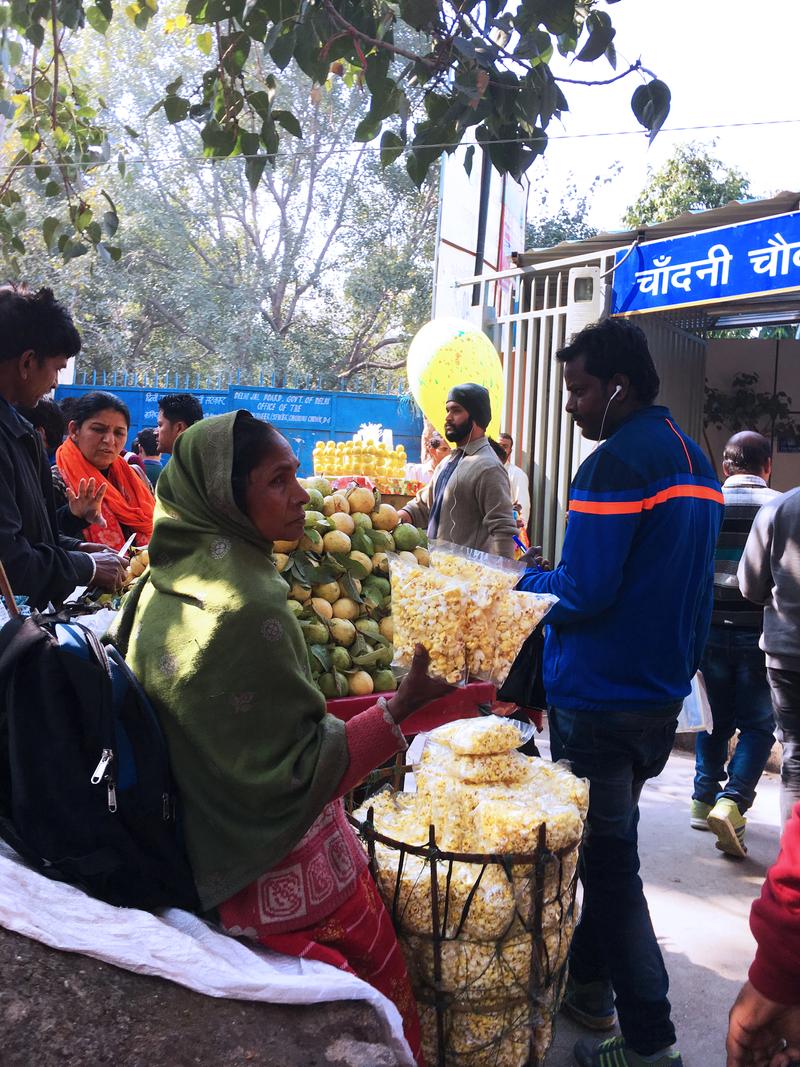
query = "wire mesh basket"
xmin=349 ymin=803 xmax=581 ymax=1067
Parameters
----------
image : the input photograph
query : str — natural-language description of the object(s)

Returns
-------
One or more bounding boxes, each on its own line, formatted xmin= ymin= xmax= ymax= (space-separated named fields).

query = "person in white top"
xmin=404 ymin=431 xmax=452 ymax=485
xmin=498 ymin=432 xmax=530 ymax=527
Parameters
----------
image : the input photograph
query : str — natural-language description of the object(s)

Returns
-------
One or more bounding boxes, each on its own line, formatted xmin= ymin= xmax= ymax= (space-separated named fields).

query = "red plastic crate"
xmin=326 ymin=680 xmax=496 ymax=735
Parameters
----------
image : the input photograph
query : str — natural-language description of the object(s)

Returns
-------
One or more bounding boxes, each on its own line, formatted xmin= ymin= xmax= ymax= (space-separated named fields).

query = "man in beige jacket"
xmin=398 ymin=383 xmax=517 ymax=558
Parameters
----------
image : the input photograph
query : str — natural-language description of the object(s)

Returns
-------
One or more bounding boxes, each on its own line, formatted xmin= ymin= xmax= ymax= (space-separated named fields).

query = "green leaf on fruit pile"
xmin=352 ymin=648 xmax=386 ymax=669
xmin=350 ymin=530 xmax=373 ymax=556
xmin=341 ymin=556 xmax=369 ymax=580
xmin=339 ymin=572 xmax=363 ymax=603
xmin=308 ymin=644 xmax=330 ymax=671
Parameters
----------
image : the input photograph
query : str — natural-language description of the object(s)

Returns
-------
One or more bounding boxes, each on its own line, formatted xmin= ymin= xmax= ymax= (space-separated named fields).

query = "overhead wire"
xmin=0 ymin=116 xmax=797 ymax=174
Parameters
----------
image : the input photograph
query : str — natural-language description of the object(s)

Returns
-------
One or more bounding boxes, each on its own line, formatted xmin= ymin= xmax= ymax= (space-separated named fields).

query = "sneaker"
xmin=689 ymin=799 xmax=712 ymax=830
xmin=562 ymin=977 xmax=617 ymax=1031
xmin=707 ymin=797 xmax=747 ymax=857
xmin=574 ymin=1035 xmax=684 ymax=1067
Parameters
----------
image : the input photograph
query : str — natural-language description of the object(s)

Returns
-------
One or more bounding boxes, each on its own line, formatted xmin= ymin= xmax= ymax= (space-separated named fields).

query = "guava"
xmin=373 ymin=669 xmax=397 ymax=692
xmin=413 ymin=547 xmax=430 ymax=567
xmin=289 ymin=582 xmax=311 ymax=602
xmin=348 ymin=487 xmax=376 ymax=514
xmin=274 ymin=539 xmax=299 ymax=553
xmin=329 ymin=618 xmax=356 ymax=646
xmin=392 ymin=524 xmax=420 ymax=552
xmin=371 ymin=503 xmax=400 ymax=531
xmin=355 ymin=619 xmax=380 ymax=639
xmin=272 ymin=552 xmax=289 ymax=572
xmin=310 ymin=597 xmax=333 ymax=621
xmin=299 ymin=530 xmax=323 ymax=553
xmin=286 ymin=599 xmax=304 ymax=617
xmin=303 ymin=621 xmax=329 ymax=645
xmin=371 ymin=552 xmax=389 ymax=575
xmin=306 ymin=476 xmax=333 ymax=498
xmin=332 ymin=597 xmax=359 ymax=621
xmin=323 ymin=530 xmax=352 ymax=554
xmin=398 ymin=551 xmax=418 ymax=565
xmin=304 ymin=489 xmax=325 ymax=512
xmin=348 ymin=670 xmax=374 ymax=696
xmin=352 ymin=512 xmax=373 ymax=531
xmin=330 ymin=646 xmax=352 ymax=671
xmin=349 ymin=550 xmax=373 ymax=574
xmin=328 ymin=512 xmax=355 ymax=535
xmin=364 ymin=576 xmax=391 ymax=600
xmin=322 ymin=493 xmax=350 ymax=516
xmin=313 ymin=581 xmax=341 ymax=603
xmin=303 ymin=511 xmax=325 ymax=528
xmin=379 ymin=616 xmax=394 ymax=641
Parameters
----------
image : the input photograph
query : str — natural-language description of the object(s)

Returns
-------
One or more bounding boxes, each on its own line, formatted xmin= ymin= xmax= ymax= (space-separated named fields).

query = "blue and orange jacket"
xmin=519 ymin=405 xmax=723 ymax=713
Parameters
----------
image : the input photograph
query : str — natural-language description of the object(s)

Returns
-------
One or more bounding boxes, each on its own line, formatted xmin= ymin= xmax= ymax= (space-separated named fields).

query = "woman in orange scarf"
xmin=55 ymin=391 xmax=154 ymax=551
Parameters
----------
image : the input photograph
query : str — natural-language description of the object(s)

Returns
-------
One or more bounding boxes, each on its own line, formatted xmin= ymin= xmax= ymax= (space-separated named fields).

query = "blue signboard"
xmin=611 ymin=209 xmax=800 ymax=316
xmin=230 ymin=388 xmax=335 ymax=429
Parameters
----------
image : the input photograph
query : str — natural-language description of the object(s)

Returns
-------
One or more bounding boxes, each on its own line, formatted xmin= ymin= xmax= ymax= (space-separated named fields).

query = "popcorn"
xmin=429 ymin=543 xmax=556 ymax=686
xmin=419 ymin=741 xmax=531 ymax=785
xmin=349 ymin=746 xmax=587 ymax=1065
xmin=428 ymin=716 xmax=525 ymax=755
xmin=389 ymin=556 xmax=468 ymax=685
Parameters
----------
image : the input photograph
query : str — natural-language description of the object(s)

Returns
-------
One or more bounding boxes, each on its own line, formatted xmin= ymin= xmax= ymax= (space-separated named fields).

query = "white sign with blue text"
xmin=611 ymin=210 xmax=800 ymax=316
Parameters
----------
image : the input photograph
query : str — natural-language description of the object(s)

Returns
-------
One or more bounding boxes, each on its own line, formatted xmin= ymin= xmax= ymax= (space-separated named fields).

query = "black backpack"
xmin=0 ymin=612 xmax=199 ymax=911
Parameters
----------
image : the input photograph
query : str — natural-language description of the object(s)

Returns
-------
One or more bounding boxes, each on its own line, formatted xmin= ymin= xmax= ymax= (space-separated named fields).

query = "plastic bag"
xmin=676 ymin=670 xmax=713 ymax=733
xmin=429 ymin=540 xmax=557 ymax=686
xmin=428 ymin=715 xmax=535 ymax=755
xmin=419 ymin=740 xmax=532 ymax=785
xmin=388 ymin=552 xmax=468 ymax=685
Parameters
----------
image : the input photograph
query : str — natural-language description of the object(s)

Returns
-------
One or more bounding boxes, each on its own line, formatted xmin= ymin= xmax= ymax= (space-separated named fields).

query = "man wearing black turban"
xmin=398 ymin=382 xmax=517 ymax=558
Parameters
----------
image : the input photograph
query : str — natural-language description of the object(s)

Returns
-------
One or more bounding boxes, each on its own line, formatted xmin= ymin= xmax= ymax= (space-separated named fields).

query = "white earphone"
xmin=611 ymin=384 xmax=622 ymax=401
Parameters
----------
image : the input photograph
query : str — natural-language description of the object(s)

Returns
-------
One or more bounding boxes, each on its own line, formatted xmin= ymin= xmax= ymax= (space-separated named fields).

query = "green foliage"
xmin=623 ymin=143 xmax=752 ymax=228
xmin=525 ymin=169 xmax=620 ymax=249
xmin=6 ymin=32 xmax=434 ymax=388
xmin=0 ymin=0 xmax=671 ymax=262
xmin=704 ymin=372 xmax=798 ymax=437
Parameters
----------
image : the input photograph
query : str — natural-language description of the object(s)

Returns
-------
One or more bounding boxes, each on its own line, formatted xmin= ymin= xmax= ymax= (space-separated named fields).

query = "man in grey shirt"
xmin=399 ymin=383 xmax=517 ymax=558
xmin=739 ymin=486 xmax=800 ymax=823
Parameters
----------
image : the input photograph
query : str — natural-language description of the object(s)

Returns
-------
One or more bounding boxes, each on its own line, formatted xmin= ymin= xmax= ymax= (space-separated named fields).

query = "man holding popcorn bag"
xmin=518 ymin=319 xmax=723 ymax=1067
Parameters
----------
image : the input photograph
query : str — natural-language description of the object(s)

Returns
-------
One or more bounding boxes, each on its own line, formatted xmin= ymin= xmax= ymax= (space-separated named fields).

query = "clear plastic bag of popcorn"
xmin=430 ymin=540 xmax=525 ymax=602
xmin=475 ymin=790 xmax=584 ymax=853
xmin=449 ymin=1004 xmax=534 ymax=1067
xmin=419 ymin=740 xmax=532 ymax=785
xmin=388 ymin=552 xmax=469 ymax=685
xmin=402 ymin=932 xmax=534 ymax=1005
xmin=473 ymin=589 xmax=558 ymax=686
xmin=351 ymin=787 xmax=431 ymax=846
xmin=522 ymin=758 xmax=590 ymax=819
xmin=428 ymin=714 xmax=534 ymax=755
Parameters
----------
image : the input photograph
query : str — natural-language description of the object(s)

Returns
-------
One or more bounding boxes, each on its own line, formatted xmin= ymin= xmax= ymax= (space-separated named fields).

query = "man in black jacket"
xmin=0 ymin=284 xmax=124 ymax=608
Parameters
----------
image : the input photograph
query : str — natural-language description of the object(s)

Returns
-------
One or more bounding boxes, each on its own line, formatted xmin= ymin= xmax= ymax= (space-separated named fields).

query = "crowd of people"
xmin=2 ymin=278 xmax=800 ymax=1067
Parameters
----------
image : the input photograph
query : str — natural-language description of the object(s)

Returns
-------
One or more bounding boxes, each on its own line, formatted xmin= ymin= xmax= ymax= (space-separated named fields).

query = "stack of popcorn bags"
xmin=352 ymin=717 xmax=589 ymax=1067
xmin=389 ymin=541 xmax=556 ymax=687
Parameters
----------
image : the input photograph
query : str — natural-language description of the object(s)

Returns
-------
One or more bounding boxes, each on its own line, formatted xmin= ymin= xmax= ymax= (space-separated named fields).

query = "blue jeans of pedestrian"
xmin=693 ymin=626 xmax=775 ymax=813
xmin=549 ymin=704 xmax=679 ymax=1057
xmin=766 ymin=666 xmax=800 ymax=824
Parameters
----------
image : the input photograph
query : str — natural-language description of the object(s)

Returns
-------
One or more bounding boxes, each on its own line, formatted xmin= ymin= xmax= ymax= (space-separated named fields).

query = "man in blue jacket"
xmin=519 ymin=318 xmax=723 ymax=1067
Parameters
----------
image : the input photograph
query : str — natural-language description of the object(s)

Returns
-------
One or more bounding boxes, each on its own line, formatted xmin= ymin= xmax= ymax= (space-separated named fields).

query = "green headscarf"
xmin=111 ymin=412 xmax=348 ymax=911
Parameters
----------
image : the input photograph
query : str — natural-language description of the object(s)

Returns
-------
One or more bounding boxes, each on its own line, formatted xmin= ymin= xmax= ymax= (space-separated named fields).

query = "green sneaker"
xmin=689 ymin=799 xmax=712 ymax=830
xmin=707 ymin=797 xmax=747 ymax=857
xmin=574 ymin=1035 xmax=683 ymax=1067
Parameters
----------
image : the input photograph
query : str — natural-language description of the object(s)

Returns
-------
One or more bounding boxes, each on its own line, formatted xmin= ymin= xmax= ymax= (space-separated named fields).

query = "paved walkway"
xmin=542 ymin=739 xmax=784 ymax=1067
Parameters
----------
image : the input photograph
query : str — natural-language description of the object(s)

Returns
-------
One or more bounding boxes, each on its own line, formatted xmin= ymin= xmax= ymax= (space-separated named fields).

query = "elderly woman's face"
xmin=69 ymin=408 xmax=129 ymax=468
xmin=244 ymin=437 xmax=310 ymax=542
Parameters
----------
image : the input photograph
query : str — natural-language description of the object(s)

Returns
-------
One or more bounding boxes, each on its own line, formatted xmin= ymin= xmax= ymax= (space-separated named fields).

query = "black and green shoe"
xmin=574 ymin=1035 xmax=683 ymax=1067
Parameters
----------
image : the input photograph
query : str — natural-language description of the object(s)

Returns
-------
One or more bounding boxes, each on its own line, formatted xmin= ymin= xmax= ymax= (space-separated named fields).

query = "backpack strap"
xmin=0 ymin=616 xmax=49 ymax=679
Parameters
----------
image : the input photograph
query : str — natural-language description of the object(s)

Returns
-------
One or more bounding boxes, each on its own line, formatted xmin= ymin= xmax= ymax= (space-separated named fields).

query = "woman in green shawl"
xmin=112 ymin=410 xmax=448 ymax=1065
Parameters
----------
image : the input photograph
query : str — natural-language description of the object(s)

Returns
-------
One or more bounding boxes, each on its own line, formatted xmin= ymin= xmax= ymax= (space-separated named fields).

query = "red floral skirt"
xmin=219 ymin=868 xmax=424 ymax=1066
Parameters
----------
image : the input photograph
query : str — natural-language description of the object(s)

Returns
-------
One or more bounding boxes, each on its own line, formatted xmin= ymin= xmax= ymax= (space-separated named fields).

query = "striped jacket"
xmin=519 ymin=405 xmax=723 ymax=713
xmin=712 ymin=475 xmax=779 ymax=628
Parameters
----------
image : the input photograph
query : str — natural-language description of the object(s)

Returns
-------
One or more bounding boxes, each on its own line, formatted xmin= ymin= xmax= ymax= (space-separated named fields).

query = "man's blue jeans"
xmin=549 ymin=704 xmax=679 ymax=1056
xmin=693 ymin=626 xmax=775 ymax=813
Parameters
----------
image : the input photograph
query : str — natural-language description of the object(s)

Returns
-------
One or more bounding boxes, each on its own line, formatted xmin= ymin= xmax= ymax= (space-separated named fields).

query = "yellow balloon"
xmin=407 ymin=319 xmax=505 ymax=441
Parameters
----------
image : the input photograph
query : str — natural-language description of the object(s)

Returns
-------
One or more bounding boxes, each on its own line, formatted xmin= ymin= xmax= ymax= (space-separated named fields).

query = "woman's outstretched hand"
xmin=67 ymin=477 xmax=108 ymax=527
xmin=385 ymin=644 xmax=454 ymax=725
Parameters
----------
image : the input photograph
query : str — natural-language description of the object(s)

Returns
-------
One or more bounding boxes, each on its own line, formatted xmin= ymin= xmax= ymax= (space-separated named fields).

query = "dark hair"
xmin=69 ymin=390 xmax=131 ymax=429
xmin=231 ymin=411 xmax=286 ymax=514
xmin=159 ymin=392 xmax=203 ymax=427
xmin=18 ymin=398 xmax=66 ymax=451
xmin=137 ymin=427 xmax=159 ymax=456
xmin=58 ymin=395 xmax=80 ymax=423
xmin=487 ymin=437 xmax=507 ymax=462
xmin=499 ymin=432 xmax=513 ymax=445
xmin=724 ymin=433 xmax=772 ymax=475
xmin=0 ymin=283 xmax=81 ymax=364
xmin=557 ymin=318 xmax=660 ymax=404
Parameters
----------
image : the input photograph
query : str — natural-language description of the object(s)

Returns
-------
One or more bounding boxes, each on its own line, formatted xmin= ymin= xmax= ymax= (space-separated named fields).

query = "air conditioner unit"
xmin=565 ymin=267 xmax=608 ymax=343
